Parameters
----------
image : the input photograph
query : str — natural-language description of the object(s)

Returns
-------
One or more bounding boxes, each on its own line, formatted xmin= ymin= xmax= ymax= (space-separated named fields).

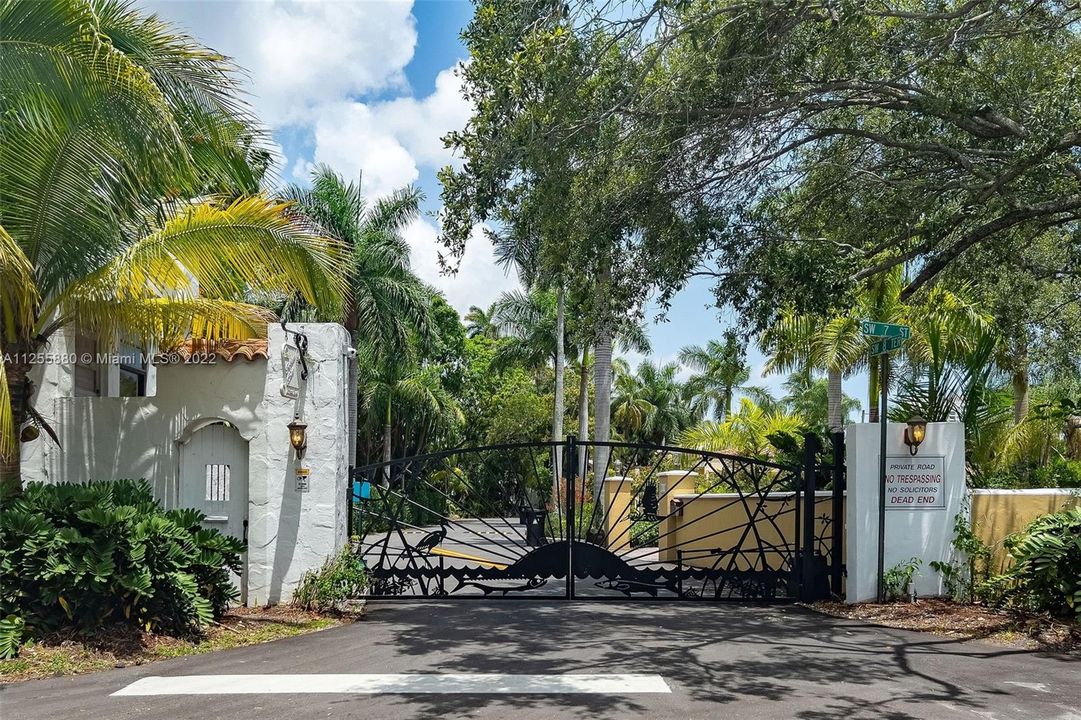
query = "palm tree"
xmin=679 ymin=331 xmax=751 ymax=420
xmin=284 ymin=166 xmax=431 ymax=354
xmin=492 ymin=290 xmax=558 ymax=373
xmin=1 ymin=0 xmax=345 ymax=492
xmin=781 ymin=370 xmax=862 ymax=436
xmin=680 ymin=398 xmax=805 ymax=459
xmin=761 ymin=269 xmax=986 ymax=427
xmin=464 ymin=304 xmax=500 ymax=340
xmin=361 ymin=347 xmax=464 ymax=477
xmin=612 ymin=361 xmax=697 ymax=449
xmin=490 ymin=223 xmax=568 ymax=499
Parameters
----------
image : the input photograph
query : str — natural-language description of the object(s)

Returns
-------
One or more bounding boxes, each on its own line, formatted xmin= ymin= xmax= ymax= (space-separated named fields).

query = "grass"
xmin=0 ymin=606 xmax=353 ymax=684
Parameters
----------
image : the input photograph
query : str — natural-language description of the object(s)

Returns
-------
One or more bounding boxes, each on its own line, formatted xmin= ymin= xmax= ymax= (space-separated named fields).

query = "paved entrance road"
xmin=3 ymin=602 xmax=1078 ymax=719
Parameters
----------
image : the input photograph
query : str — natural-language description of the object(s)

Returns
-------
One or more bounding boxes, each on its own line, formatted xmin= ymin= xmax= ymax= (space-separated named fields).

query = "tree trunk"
xmin=1011 ymin=368 xmax=1030 ymax=425
xmin=827 ymin=366 xmax=843 ymax=432
xmin=1 ymin=353 xmax=31 ymax=498
xmin=552 ymin=286 xmax=565 ymax=501
xmin=381 ymin=397 xmax=392 ymax=485
xmin=592 ymin=328 xmax=613 ymax=503
xmin=577 ymin=347 xmax=589 ymax=480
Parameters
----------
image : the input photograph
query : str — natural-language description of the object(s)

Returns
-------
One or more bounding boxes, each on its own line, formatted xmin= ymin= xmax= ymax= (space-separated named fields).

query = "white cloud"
xmin=145 ymin=1 xmax=501 ymax=309
xmin=300 ymin=64 xmax=469 ymax=197
xmin=368 ymin=65 xmax=471 ymax=168
xmin=309 ymin=101 xmax=420 ymax=198
xmin=145 ymin=0 xmax=417 ymax=126
xmin=403 ymin=219 xmax=519 ymax=314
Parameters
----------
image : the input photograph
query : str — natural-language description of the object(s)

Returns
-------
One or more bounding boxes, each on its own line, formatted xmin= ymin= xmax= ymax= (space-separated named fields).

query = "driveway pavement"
xmin=2 ymin=601 xmax=1078 ymax=719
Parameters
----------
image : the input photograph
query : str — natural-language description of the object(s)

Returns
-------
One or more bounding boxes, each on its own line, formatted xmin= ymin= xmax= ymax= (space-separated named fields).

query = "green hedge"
xmin=0 ymin=480 xmax=244 ymax=658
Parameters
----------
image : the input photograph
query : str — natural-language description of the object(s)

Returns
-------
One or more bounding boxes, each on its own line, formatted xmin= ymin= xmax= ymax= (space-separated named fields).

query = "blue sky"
xmin=145 ymin=0 xmax=870 ymax=412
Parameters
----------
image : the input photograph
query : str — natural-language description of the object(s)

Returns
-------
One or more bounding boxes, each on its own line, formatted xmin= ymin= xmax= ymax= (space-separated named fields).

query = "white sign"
xmin=295 ymin=467 xmax=310 ymax=493
xmin=280 ymin=345 xmax=300 ymax=399
xmin=885 ymin=456 xmax=945 ymax=510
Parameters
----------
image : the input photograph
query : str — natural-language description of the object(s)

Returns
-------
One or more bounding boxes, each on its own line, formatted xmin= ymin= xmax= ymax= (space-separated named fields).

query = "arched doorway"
xmin=179 ymin=421 xmax=249 ymax=603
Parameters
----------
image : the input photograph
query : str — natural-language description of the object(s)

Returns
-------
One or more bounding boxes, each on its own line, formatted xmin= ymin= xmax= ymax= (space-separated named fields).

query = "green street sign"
xmin=860 ymin=320 xmax=910 ymax=339
xmin=869 ymin=335 xmax=906 ymax=355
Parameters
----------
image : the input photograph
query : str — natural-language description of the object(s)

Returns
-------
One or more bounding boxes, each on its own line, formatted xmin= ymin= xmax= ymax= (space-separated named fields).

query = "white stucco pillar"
xmin=246 ymin=323 xmax=352 ymax=605
xmin=844 ymin=421 xmax=966 ymax=602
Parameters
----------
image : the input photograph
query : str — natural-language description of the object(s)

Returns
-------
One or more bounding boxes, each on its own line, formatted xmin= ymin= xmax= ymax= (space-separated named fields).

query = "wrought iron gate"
xmin=348 ymin=435 xmax=843 ymax=601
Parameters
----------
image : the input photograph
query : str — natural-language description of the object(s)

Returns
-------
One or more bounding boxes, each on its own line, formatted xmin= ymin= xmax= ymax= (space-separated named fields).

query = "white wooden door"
xmin=180 ymin=422 xmax=248 ymax=602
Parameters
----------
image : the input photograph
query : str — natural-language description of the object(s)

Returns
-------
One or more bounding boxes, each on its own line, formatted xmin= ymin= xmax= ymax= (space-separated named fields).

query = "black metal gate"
xmin=348 ymin=435 xmax=843 ymax=601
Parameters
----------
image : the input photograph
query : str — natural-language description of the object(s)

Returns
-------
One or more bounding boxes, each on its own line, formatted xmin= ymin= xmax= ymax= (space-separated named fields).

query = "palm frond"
xmin=50 ymin=196 xmax=345 ymax=327
xmin=0 ymin=359 xmax=14 ymax=462
xmin=0 ymin=224 xmax=38 ymax=342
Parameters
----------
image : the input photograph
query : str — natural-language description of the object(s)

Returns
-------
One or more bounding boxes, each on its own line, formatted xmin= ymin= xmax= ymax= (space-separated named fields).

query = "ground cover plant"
xmin=0 ymin=480 xmax=243 ymax=658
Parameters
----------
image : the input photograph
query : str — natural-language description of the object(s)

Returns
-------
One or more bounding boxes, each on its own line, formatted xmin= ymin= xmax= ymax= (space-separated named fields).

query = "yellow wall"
xmin=971 ymin=491 xmax=1079 ymax=574
xmin=602 ymin=477 xmax=635 ymax=550
xmin=660 ymin=492 xmax=841 ymax=571
xmin=658 ymin=489 xmax=1078 ymax=582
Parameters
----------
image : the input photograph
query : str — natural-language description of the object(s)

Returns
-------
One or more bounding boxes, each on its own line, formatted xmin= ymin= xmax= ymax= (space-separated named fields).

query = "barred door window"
xmin=205 ymin=464 xmax=231 ymax=502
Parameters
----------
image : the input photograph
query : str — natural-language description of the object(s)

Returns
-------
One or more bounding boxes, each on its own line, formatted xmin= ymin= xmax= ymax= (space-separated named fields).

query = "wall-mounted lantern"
xmin=903 ymin=416 xmax=927 ymax=456
xmin=287 ymin=414 xmax=308 ymax=460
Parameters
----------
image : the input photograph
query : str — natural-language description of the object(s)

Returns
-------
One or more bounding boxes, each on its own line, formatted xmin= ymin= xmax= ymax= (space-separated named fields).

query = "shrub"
xmin=0 ymin=480 xmax=244 ymax=658
xmin=972 ymin=459 xmax=1081 ymax=489
xmin=930 ymin=508 xmax=992 ymax=603
xmin=883 ymin=557 xmax=921 ymax=601
xmin=629 ymin=519 xmax=659 ymax=548
xmin=986 ymin=507 xmax=1081 ymax=621
xmin=292 ymin=549 xmax=367 ymax=611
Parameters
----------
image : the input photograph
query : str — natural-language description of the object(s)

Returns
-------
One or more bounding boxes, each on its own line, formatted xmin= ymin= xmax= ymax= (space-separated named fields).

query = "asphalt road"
xmin=3 ymin=601 xmax=1079 ymax=720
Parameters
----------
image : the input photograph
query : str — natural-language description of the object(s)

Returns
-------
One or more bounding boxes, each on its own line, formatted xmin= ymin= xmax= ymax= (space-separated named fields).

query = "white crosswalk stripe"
xmin=112 ymin=673 xmax=672 ymax=696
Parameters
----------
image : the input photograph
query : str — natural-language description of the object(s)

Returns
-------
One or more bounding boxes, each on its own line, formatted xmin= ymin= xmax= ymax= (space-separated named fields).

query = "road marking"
xmin=112 ymin=673 xmax=672 ymax=696
xmin=1005 ymin=681 xmax=1050 ymax=693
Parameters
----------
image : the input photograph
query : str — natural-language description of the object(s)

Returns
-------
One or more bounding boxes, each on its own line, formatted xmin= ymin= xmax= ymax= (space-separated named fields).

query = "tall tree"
xmin=284 ymin=166 xmax=431 ymax=353
xmin=441 ymin=1 xmax=716 ymax=502
xmin=679 ymin=331 xmax=751 ymax=420
xmin=464 ymin=304 xmax=500 ymax=340
xmin=0 ymin=0 xmax=345 ymax=493
xmin=540 ymin=1 xmax=1081 ymax=325
xmin=284 ymin=166 xmax=434 ymax=469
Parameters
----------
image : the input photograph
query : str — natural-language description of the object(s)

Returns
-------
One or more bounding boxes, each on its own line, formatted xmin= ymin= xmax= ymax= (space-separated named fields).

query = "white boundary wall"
xmin=844 ymin=422 xmax=966 ymax=602
xmin=21 ymin=323 xmax=352 ymax=605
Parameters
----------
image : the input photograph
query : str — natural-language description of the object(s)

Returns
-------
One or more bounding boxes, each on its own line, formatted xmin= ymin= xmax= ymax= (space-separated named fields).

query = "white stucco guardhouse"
xmin=20 ymin=323 xmax=355 ymax=605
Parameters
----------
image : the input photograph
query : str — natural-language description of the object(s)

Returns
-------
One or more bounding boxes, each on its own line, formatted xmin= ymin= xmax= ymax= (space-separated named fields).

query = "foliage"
xmin=973 ymin=459 xmax=1081 ymax=490
xmin=1 ymin=0 xmax=345 ymax=486
xmin=612 ymin=360 xmax=701 ymax=450
xmin=883 ymin=558 xmax=922 ymax=602
xmin=679 ymin=332 xmax=750 ymax=420
xmin=987 ymin=508 xmax=1081 ymax=621
xmin=930 ymin=509 xmax=992 ymax=604
xmin=680 ymin=398 xmax=805 ymax=461
xmin=282 ymin=165 xmax=431 ymax=357
xmin=292 ymin=549 xmax=368 ymax=612
xmin=566 ymin=2 xmax=1079 ymax=325
xmin=629 ymin=520 xmax=659 ymax=549
xmin=0 ymin=480 xmax=243 ymax=658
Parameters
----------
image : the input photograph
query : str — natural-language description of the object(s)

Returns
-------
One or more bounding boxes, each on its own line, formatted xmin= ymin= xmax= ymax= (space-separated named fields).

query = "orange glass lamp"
xmin=903 ymin=416 xmax=927 ymax=456
xmin=287 ymin=414 xmax=308 ymax=460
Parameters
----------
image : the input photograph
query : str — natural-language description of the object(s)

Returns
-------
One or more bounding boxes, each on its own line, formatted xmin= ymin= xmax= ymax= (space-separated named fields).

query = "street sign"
xmin=869 ymin=335 xmax=906 ymax=355
xmin=860 ymin=320 xmax=910 ymax=339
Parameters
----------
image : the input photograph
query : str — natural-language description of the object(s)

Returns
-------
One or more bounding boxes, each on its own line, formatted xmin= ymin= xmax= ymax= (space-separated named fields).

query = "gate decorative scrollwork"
xmin=348 ymin=436 xmax=843 ymax=601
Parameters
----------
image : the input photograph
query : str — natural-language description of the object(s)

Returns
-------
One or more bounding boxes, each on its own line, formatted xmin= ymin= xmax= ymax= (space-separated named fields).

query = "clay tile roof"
xmin=155 ymin=339 xmax=269 ymax=365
